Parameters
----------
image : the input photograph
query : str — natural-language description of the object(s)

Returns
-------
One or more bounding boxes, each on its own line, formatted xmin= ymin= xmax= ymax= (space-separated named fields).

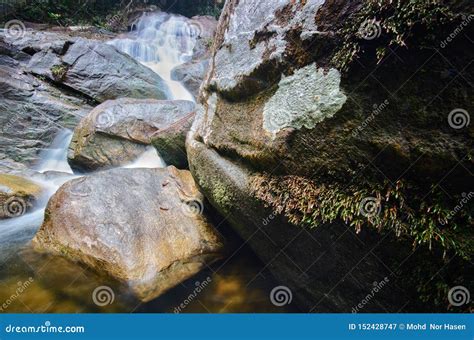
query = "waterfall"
xmin=35 ymin=129 xmax=74 ymax=174
xmin=1 ymin=11 xmax=194 ymax=256
xmin=0 ymin=131 xmax=77 ymax=256
xmin=109 ymin=12 xmax=197 ymax=102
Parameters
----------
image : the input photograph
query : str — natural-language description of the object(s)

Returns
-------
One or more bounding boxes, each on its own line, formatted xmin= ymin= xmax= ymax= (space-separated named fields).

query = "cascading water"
xmin=1 ymin=13 xmax=199 ymax=246
xmin=0 ymin=130 xmax=76 ymax=257
xmin=0 ymin=11 xmax=288 ymax=314
xmin=109 ymin=12 xmax=199 ymax=102
xmin=35 ymin=130 xmax=74 ymax=174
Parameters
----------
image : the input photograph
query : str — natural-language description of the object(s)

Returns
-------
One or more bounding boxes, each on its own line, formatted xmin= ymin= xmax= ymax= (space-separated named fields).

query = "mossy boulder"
xmin=187 ymin=0 xmax=473 ymax=311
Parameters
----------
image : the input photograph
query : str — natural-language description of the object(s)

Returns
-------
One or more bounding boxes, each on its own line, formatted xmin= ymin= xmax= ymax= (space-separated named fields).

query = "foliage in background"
xmin=332 ymin=0 xmax=468 ymax=71
xmin=0 ymin=0 xmax=224 ymax=27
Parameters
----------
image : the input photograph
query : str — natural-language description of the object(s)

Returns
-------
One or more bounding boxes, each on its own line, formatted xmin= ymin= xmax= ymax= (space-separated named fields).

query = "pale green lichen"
xmin=262 ymin=63 xmax=347 ymax=135
xmin=212 ymin=180 xmax=234 ymax=212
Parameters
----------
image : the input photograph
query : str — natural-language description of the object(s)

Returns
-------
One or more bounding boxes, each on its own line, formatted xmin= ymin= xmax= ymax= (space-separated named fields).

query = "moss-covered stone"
xmin=187 ymin=0 xmax=473 ymax=312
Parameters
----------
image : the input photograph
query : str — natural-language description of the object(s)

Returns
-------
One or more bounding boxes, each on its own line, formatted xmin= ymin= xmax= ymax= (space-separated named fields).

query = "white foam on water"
xmin=35 ymin=130 xmax=74 ymax=174
xmin=1 ymin=11 xmax=195 ymax=253
xmin=109 ymin=12 xmax=198 ymax=102
xmin=124 ymin=146 xmax=166 ymax=169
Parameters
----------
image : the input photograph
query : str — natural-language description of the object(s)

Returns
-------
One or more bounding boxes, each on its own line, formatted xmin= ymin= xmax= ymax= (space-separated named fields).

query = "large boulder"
xmin=32 ymin=167 xmax=224 ymax=302
xmin=68 ymin=98 xmax=195 ymax=171
xmin=0 ymin=174 xmax=42 ymax=219
xmin=26 ymin=37 xmax=170 ymax=102
xmin=187 ymin=0 xmax=473 ymax=312
xmin=0 ymin=60 xmax=91 ymax=167
xmin=2 ymin=30 xmax=70 ymax=56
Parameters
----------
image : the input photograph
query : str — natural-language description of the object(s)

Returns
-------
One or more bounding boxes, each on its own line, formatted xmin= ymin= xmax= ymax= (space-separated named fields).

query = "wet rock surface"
xmin=0 ymin=28 xmax=177 ymax=170
xmin=68 ymin=98 xmax=195 ymax=171
xmin=0 ymin=59 xmax=90 ymax=167
xmin=27 ymin=37 xmax=170 ymax=102
xmin=0 ymin=174 xmax=42 ymax=219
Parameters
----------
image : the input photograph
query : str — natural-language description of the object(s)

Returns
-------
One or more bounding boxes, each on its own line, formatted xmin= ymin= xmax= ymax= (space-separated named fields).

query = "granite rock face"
xmin=0 ymin=28 xmax=174 ymax=170
xmin=187 ymin=0 xmax=473 ymax=311
xmin=0 ymin=52 xmax=90 ymax=167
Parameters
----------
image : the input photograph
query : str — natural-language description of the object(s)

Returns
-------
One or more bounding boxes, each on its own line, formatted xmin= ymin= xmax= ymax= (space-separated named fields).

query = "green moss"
xmin=212 ymin=181 xmax=235 ymax=211
xmin=332 ymin=0 xmax=459 ymax=71
xmin=51 ymin=64 xmax=68 ymax=80
xmin=252 ymin=175 xmax=473 ymax=260
xmin=252 ymin=174 xmax=473 ymax=310
xmin=203 ymin=38 xmax=214 ymax=49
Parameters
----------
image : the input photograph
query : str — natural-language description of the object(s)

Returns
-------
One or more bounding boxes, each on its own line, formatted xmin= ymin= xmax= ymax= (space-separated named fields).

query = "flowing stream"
xmin=0 ymin=12 xmax=290 ymax=313
xmin=110 ymin=12 xmax=196 ymax=102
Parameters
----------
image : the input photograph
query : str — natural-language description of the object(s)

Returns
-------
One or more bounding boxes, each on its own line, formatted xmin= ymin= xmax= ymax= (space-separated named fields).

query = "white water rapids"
xmin=0 ymin=12 xmax=199 ymax=258
xmin=109 ymin=12 xmax=198 ymax=102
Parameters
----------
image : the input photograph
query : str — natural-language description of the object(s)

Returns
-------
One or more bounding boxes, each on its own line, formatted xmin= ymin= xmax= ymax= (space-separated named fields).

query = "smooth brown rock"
xmin=32 ymin=167 xmax=224 ymax=302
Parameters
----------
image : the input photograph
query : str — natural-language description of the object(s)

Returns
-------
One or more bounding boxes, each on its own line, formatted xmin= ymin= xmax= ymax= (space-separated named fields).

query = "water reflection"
xmin=0 ymin=245 xmax=294 ymax=313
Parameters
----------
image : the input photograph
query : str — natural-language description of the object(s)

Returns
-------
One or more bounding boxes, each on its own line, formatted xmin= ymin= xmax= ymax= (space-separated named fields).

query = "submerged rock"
xmin=32 ymin=167 xmax=224 ymax=302
xmin=0 ymin=174 xmax=42 ymax=219
xmin=68 ymin=98 xmax=195 ymax=171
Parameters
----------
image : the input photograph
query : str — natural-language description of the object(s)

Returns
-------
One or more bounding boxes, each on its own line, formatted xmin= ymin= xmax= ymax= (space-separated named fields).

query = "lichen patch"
xmin=262 ymin=63 xmax=346 ymax=135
